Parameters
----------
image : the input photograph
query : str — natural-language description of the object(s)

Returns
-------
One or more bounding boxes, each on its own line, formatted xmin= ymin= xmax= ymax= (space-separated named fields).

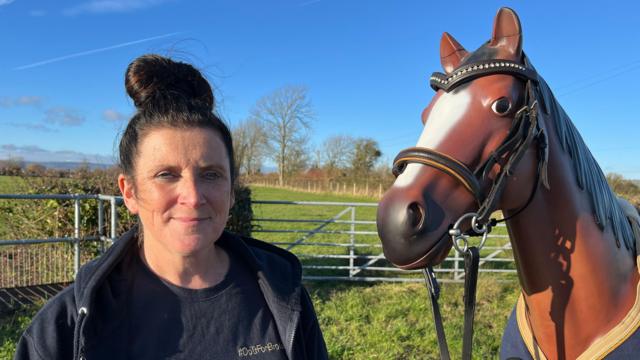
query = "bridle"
xmin=391 ymin=56 xmax=550 ymax=360
xmin=394 ymin=57 xmax=549 ymax=230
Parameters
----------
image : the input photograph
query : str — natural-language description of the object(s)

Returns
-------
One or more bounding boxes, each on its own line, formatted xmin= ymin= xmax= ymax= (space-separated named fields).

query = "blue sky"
xmin=1 ymin=1 xmax=639 ymax=178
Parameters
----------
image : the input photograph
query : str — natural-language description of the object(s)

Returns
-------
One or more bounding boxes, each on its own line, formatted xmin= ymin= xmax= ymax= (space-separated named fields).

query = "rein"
xmin=392 ymin=57 xmax=550 ymax=360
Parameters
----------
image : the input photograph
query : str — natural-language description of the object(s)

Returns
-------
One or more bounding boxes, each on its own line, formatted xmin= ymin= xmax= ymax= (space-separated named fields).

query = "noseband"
xmin=392 ymin=57 xmax=550 ymax=360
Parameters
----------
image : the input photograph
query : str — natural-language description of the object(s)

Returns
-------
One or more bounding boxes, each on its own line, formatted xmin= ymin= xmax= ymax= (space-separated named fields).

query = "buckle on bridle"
xmin=449 ymin=212 xmax=490 ymax=253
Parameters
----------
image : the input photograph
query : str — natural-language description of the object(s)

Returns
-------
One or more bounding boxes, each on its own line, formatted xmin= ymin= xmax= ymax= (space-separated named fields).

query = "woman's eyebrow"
xmin=199 ymin=163 xmax=227 ymax=171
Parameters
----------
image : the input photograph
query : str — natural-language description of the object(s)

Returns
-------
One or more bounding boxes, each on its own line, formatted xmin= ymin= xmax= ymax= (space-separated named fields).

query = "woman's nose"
xmin=178 ymin=177 xmax=205 ymax=207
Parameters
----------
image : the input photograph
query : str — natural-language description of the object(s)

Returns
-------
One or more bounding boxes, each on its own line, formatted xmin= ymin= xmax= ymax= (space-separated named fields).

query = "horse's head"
xmin=377 ymin=8 xmax=545 ymax=269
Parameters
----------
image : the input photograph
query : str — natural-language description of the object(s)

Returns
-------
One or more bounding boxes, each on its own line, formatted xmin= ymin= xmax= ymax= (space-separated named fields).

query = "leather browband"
xmin=430 ymin=59 xmax=537 ymax=92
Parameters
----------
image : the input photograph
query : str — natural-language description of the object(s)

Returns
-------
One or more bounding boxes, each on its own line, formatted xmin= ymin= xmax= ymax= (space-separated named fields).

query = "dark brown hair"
xmin=119 ymin=54 xmax=235 ymax=183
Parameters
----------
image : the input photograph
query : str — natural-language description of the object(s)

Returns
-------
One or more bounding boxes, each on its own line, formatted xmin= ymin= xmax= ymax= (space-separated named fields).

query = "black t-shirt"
xmin=102 ymin=243 xmax=287 ymax=359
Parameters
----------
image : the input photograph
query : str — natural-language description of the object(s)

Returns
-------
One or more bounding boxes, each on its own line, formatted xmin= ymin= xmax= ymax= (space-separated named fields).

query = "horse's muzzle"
xmin=376 ymin=186 xmax=452 ymax=269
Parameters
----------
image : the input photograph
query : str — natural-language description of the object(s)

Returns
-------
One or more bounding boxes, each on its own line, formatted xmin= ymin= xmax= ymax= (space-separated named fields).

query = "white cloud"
xmin=0 ymin=144 xmax=114 ymax=164
xmin=16 ymin=96 xmax=43 ymax=107
xmin=44 ymin=107 xmax=85 ymax=126
xmin=0 ymin=0 xmax=15 ymax=6
xmin=63 ymin=0 xmax=172 ymax=16
xmin=103 ymin=109 xmax=128 ymax=122
xmin=7 ymin=122 xmax=57 ymax=133
xmin=0 ymin=96 xmax=43 ymax=108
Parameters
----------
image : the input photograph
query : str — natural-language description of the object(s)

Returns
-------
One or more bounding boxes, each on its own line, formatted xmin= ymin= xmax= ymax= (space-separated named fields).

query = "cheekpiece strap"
xmin=430 ymin=59 xmax=537 ymax=92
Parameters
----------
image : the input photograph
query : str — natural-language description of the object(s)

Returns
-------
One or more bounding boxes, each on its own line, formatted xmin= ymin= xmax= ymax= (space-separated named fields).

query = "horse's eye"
xmin=491 ymin=97 xmax=511 ymax=115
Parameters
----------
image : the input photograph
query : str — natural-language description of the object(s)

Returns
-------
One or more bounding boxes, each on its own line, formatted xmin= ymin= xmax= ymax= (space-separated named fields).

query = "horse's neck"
xmin=502 ymin=144 xmax=639 ymax=359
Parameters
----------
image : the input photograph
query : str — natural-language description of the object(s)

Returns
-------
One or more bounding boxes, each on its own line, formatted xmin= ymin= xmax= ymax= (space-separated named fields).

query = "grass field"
xmin=0 ymin=176 xmax=25 ymax=194
xmin=0 ymin=183 xmax=522 ymax=359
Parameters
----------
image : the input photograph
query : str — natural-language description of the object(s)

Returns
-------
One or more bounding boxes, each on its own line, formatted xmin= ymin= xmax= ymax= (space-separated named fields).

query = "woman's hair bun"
xmin=125 ymin=54 xmax=214 ymax=112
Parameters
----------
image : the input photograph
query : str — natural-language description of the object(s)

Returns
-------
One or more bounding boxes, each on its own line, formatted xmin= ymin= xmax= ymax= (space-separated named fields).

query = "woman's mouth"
xmin=172 ymin=216 xmax=211 ymax=225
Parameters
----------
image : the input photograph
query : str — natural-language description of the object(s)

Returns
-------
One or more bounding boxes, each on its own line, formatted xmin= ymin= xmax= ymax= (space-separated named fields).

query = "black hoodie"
xmin=14 ymin=227 xmax=328 ymax=360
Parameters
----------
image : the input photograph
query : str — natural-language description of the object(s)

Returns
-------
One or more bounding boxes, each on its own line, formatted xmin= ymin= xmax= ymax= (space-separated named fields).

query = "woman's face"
xmin=118 ymin=127 xmax=234 ymax=257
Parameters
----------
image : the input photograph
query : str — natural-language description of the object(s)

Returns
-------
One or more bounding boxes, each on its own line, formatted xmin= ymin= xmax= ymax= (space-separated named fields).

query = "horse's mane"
xmin=532 ymin=62 xmax=636 ymax=254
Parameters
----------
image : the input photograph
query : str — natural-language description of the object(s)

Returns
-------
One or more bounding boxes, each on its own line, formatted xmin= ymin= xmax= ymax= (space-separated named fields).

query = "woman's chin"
xmin=157 ymin=227 xmax=211 ymax=255
xmin=170 ymin=235 xmax=213 ymax=256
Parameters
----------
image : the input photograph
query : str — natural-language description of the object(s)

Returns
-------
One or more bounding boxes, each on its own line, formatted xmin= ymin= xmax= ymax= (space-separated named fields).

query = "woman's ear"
xmin=118 ymin=174 xmax=139 ymax=214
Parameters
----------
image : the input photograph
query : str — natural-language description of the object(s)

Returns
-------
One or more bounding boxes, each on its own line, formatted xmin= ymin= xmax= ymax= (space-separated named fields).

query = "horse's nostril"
xmin=407 ymin=202 xmax=426 ymax=231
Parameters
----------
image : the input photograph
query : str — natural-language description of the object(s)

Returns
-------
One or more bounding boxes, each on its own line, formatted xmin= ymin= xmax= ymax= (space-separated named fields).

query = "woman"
xmin=15 ymin=54 xmax=328 ymax=360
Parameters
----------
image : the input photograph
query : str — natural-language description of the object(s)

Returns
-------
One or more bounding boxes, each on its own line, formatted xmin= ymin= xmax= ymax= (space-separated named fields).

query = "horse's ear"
xmin=440 ymin=32 xmax=468 ymax=73
xmin=489 ymin=7 xmax=522 ymax=59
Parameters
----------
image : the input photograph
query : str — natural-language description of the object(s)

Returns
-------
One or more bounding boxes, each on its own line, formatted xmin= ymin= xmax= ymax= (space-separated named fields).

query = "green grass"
xmin=0 ymin=176 xmax=26 ymax=194
xmin=0 ymin=304 xmax=41 ymax=358
xmin=309 ymin=279 xmax=519 ymax=359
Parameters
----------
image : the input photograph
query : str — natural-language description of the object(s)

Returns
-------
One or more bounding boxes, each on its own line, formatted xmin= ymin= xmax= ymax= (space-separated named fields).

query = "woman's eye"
xmin=491 ymin=97 xmax=511 ymax=115
xmin=203 ymin=171 xmax=221 ymax=181
xmin=155 ymin=171 xmax=176 ymax=179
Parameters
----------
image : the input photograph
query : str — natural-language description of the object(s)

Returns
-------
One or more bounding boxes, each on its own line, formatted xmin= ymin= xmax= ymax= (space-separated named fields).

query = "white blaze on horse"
xmin=376 ymin=7 xmax=640 ymax=360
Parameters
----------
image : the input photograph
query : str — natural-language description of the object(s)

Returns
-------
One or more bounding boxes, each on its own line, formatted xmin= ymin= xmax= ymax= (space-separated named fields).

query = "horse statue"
xmin=376 ymin=7 xmax=640 ymax=360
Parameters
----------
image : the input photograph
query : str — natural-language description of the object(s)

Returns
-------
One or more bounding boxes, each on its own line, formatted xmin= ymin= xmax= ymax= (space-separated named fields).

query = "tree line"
xmin=231 ymin=85 xmax=390 ymax=186
xmin=0 ymin=159 xmax=100 ymax=179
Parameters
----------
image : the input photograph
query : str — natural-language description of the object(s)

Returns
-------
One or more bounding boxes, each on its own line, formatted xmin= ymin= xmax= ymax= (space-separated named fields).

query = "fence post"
xmin=74 ymin=197 xmax=81 ymax=277
xmin=349 ymin=206 xmax=355 ymax=277
xmin=454 ymin=249 xmax=460 ymax=280
xmin=98 ymin=199 xmax=105 ymax=254
xmin=110 ymin=197 xmax=118 ymax=243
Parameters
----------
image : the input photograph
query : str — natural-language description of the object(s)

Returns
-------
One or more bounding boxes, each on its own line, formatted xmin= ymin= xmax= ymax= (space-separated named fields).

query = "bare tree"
xmin=232 ymin=118 xmax=267 ymax=176
xmin=250 ymin=86 xmax=314 ymax=185
xmin=322 ymin=135 xmax=353 ymax=179
xmin=311 ymin=146 xmax=323 ymax=170
xmin=284 ymin=139 xmax=310 ymax=177
xmin=350 ymin=138 xmax=382 ymax=180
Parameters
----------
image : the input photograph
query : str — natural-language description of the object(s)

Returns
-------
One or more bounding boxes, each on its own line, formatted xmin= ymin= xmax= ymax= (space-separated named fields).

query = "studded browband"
xmin=430 ymin=59 xmax=538 ymax=92
xmin=393 ymin=56 xmax=549 ymax=226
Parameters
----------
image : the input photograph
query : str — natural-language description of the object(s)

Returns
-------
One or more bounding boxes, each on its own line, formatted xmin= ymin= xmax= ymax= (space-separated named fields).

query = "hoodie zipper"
xmin=288 ymin=311 xmax=300 ymax=359
xmin=74 ymin=306 xmax=88 ymax=360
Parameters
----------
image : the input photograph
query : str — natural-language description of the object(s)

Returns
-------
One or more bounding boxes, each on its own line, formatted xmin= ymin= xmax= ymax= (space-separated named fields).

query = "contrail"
xmin=15 ymin=32 xmax=182 ymax=70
